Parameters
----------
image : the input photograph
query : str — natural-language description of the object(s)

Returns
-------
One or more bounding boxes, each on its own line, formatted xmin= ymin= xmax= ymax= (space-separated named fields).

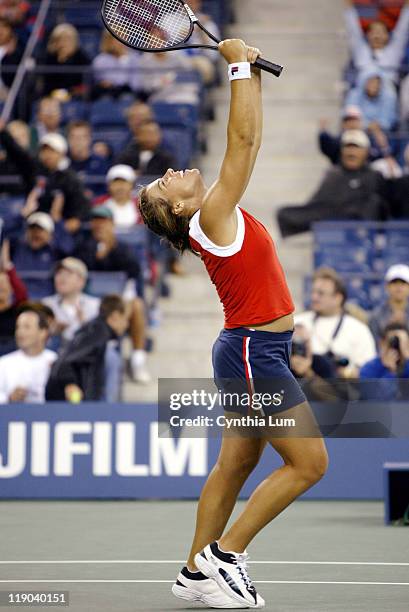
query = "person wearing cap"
xmin=6 ymin=209 xmax=75 ymax=299
xmin=42 ymin=257 xmax=100 ymax=343
xmin=74 ymin=206 xmax=150 ymax=383
xmin=116 ymin=119 xmax=176 ymax=175
xmin=318 ymin=106 xmax=391 ymax=166
xmin=67 ymin=120 xmax=110 ymax=197
xmin=369 ymin=264 xmax=409 ymax=342
xmin=277 ymin=129 xmax=389 ymax=237
xmin=0 ymin=119 xmax=90 ymax=232
xmin=93 ymin=164 xmax=142 ymax=230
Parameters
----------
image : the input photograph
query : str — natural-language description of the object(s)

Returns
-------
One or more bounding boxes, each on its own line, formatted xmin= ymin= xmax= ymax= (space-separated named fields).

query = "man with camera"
xmin=360 ymin=323 xmax=409 ymax=400
xmin=296 ymin=268 xmax=376 ymax=378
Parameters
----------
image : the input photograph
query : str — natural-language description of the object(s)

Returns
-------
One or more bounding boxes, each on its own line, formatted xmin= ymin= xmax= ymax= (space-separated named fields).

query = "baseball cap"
xmin=341 ymin=130 xmax=370 ymax=149
xmin=40 ymin=133 xmax=68 ymax=155
xmin=106 ymin=164 xmax=136 ymax=184
xmin=56 ymin=257 xmax=88 ymax=279
xmin=90 ymin=206 xmax=114 ymax=220
xmin=27 ymin=212 xmax=55 ymax=233
xmin=342 ymin=105 xmax=362 ymax=120
xmin=385 ymin=264 xmax=409 ymax=285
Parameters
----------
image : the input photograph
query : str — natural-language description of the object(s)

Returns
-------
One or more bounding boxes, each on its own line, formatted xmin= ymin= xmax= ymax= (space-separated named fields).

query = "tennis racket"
xmin=101 ymin=0 xmax=283 ymax=77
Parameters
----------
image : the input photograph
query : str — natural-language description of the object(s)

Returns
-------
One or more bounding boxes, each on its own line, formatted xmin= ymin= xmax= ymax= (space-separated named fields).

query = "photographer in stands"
xmin=369 ymin=264 xmax=409 ymax=343
xmin=296 ymin=268 xmax=376 ymax=378
xmin=360 ymin=323 xmax=409 ymax=400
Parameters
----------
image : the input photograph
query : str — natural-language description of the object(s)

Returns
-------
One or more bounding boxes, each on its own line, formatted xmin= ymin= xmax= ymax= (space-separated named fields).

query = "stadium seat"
xmin=16 ymin=270 xmax=54 ymax=300
xmin=86 ymin=271 xmax=128 ymax=298
xmin=92 ymin=126 xmax=129 ymax=154
xmin=162 ymin=127 xmax=195 ymax=169
xmin=90 ymin=98 xmax=132 ymax=127
xmin=60 ymin=99 xmax=90 ymax=124
xmin=79 ymin=29 xmax=102 ymax=59
xmin=152 ymin=101 xmax=199 ymax=130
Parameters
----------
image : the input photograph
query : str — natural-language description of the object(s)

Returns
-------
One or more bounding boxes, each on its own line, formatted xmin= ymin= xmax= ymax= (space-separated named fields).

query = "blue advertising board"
xmin=0 ymin=403 xmax=408 ymax=499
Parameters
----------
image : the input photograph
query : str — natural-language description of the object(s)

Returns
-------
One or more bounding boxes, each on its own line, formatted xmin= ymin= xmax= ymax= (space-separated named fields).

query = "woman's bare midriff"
xmin=243 ymin=313 xmax=294 ymax=333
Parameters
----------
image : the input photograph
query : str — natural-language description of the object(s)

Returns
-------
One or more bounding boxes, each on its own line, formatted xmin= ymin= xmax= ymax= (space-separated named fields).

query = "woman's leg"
xmin=218 ymin=401 xmax=328 ymax=553
xmin=186 ymin=432 xmax=267 ymax=570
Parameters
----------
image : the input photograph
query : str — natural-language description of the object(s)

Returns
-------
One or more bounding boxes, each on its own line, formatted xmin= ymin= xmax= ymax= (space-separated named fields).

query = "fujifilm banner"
xmin=0 ymin=402 xmax=408 ymax=499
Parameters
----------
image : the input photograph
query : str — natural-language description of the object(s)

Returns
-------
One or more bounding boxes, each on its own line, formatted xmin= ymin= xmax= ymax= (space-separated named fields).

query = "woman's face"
xmin=147 ymin=168 xmax=206 ymax=215
xmin=53 ymin=30 xmax=77 ymax=56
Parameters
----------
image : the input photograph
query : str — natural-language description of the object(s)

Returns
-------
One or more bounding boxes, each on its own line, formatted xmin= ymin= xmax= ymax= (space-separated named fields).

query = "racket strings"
xmin=103 ymin=0 xmax=191 ymax=50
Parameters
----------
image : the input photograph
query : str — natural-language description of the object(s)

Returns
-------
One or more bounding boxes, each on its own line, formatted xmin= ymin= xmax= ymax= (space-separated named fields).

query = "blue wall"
xmin=0 ymin=403 xmax=407 ymax=499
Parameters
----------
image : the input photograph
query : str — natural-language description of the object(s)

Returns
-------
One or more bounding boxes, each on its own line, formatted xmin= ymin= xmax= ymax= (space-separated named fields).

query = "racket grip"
xmin=254 ymin=57 xmax=283 ymax=77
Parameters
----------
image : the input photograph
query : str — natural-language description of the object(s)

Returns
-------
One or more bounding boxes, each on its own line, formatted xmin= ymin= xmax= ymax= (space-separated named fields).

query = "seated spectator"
xmin=139 ymin=42 xmax=193 ymax=99
xmin=277 ymin=130 xmax=389 ymax=237
xmin=0 ymin=124 xmax=90 ymax=231
xmin=0 ymin=0 xmax=30 ymax=28
xmin=343 ymin=0 xmax=409 ymax=85
xmin=42 ymin=257 xmax=100 ymax=344
xmin=67 ymin=120 xmax=110 ymax=197
xmin=0 ymin=119 xmax=31 ymax=195
xmin=344 ymin=69 xmax=398 ymax=132
xmin=117 ymin=120 xmax=176 ymax=173
xmin=7 ymin=211 xmax=74 ymax=298
xmin=290 ymin=324 xmax=338 ymax=401
xmin=92 ymin=31 xmax=143 ymax=99
xmin=0 ymin=16 xmax=23 ymax=99
xmin=41 ymin=23 xmax=90 ymax=97
xmin=0 ymin=308 xmax=57 ymax=403
xmin=74 ymin=207 xmax=150 ymax=382
xmin=0 ymin=240 xmax=28 ymax=355
xmin=295 ymin=268 xmax=377 ymax=377
xmin=30 ymin=97 xmax=62 ymax=149
xmin=45 ymin=294 xmax=128 ymax=402
xmin=369 ymin=264 xmax=409 ymax=342
xmin=94 ymin=164 xmax=141 ymax=229
xmin=125 ymin=101 xmax=154 ymax=135
xmin=360 ymin=323 xmax=409 ymax=400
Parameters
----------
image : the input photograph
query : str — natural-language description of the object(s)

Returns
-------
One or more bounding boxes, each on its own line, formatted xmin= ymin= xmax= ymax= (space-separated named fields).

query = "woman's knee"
xmin=297 ymin=442 xmax=329 ymax=485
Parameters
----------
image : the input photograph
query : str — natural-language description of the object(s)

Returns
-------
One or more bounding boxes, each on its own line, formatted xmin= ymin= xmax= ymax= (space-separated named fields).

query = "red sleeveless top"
xmin=188 ymin=207 xmax=294 ymax=329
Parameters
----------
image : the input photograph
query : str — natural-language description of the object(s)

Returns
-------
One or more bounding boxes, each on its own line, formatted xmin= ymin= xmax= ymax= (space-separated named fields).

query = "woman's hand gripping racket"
xmin=101 ymin=0 xmax=283 ymax=77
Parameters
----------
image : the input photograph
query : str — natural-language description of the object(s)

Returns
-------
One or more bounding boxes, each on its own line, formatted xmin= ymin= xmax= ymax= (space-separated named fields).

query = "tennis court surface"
xmin=1 ymin=500 xmax=408 ymax=611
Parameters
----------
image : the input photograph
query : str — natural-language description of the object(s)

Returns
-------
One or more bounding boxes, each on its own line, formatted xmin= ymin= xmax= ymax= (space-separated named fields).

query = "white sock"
xmin=131 ymin=349 xmax=146 ymax=368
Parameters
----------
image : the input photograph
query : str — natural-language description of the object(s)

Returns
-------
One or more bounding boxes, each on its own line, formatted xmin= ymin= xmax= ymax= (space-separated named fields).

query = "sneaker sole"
xmin=194 ymin=551 xmax=262 ymax=609
xmin=172 ymin=583 xmax=250 ymax=609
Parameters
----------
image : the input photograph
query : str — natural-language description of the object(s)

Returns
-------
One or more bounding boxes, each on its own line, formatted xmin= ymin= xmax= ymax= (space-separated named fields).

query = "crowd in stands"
xmin=0 ymin=0 xmax=226 ymax=403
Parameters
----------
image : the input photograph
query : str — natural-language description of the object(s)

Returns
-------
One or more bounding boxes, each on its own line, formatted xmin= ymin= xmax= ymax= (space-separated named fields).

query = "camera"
xmin=325 ymin=351 xmax=349 ymax=368
xmin=292 ymin=339 xmax=307 ymax=358
xmin=388 ymin=335 xmax=400 ymax=352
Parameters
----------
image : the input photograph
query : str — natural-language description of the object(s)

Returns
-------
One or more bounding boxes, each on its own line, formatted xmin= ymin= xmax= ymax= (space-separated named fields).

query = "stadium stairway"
xmin=123 ymin=0 xmax=348 ymax=401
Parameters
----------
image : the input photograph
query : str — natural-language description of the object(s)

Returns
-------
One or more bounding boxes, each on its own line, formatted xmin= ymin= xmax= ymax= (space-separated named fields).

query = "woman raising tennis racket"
xmin=139 ymin=39 xmax=328 ymax=610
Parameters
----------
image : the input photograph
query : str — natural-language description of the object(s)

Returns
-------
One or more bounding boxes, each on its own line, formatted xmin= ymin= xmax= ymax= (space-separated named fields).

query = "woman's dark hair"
xmin=381 ymin=322 xmax=409 ymax=339
xmin=138 ymin=186 xmax=194 ymax=254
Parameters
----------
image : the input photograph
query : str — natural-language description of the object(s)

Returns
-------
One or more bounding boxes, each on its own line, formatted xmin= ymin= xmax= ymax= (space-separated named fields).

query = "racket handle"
xmin=254 ymin=57 xmax=283 ymax=77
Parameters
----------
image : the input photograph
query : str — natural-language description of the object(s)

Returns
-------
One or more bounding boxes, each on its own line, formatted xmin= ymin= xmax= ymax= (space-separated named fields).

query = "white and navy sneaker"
xmin=172 ymin=565 xmax=249 ymax=608
xmin=194 ymin=542 xmax=265 ymax=609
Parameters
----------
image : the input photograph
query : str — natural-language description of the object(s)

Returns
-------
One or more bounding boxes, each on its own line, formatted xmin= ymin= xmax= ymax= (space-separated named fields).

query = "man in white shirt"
xmin=42 ymin=257 xmax=100 ymax=343
xmin=296 ymin=268 xmax=376 ymax=377
xmin=0 ymin=309 xmax=57 ymax=403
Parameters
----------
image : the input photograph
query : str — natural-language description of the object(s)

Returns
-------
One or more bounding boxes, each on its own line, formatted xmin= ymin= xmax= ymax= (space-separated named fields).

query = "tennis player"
xmin=139 ymin=39 xmax=328 ymax=609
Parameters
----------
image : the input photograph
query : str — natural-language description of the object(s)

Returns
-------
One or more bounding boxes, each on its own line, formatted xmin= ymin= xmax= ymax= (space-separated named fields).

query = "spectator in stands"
xmin=0 ymin=16 xmax=23 ymax=97
xmin=0 ymin=308 xmax=57 ymax=403
xmin=30 ymin=97 xmax=62 ymax=149
xmin=67 ymin=120 xmax=110 ymax=197
xmin=344 ymin=0 xmax=409 ymax=85
xmin=7 ymin=211 xmax=74 ymax=298
xmin=360 ymin=323 xmax=409 ymax=400
xmin=126 ymin=101 xmax=154 ymax=135
xmin=344 ymin=68 xmax=398 ymax=132
xmin=0 ymin=124 xmax=90 ymax=231
xmin=92 ymin=31 xmax=143 ymax=99
xmin=0 ymin=239 xmax=28 ymax=355
xmin=94 ymin=164 xmax=142 ymax=230
xmin=74 ymin=207 xmax=150 ymax=382
xmin=46 ymin=294 xmax=128 ymax=402
xmin=117 ymin=120 xmax=176 ymax=174
xmin=42 ymin=23 xmax=90 ymax=97
xmin=0 ymin=0 xmax=30 ymax=28
xmin=139 ymin=43 xmax=193 ymax=99
xmin=277 ymin=130 xmax=389 ymax=237
xmin=0 ymin=119 xmax=31 ymax=195
xmin=400 ymin=75 xmax=409 ymax=126
xmin=42 ymin=257 xmax=100 ymax=344
xmin=369 ymin=264 xmax=409 ymax=342
xmin=295 ymin=268 xmax=377 ymax=377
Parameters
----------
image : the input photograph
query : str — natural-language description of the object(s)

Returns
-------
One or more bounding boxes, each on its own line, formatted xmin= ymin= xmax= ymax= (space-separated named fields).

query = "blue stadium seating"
xmin=87 ymin=271 xmax=128 ymax=298
xmin=16 ymin=270 xmax=53 ymax=300
xmin=92 ymin=126 xmax=129 ymax=154
xmin=90 ymin=98 xmax=132 ymax=127
xmin=162 ymin=127 xmax=195 ymax=169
